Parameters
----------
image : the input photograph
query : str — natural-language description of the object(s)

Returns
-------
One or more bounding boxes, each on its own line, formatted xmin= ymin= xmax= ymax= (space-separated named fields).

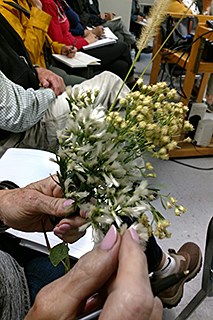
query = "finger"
xmin=30 ymin=226 xmax=121 ymax=320
xmin=101 ymin=229 xmax=155 ymax=320
xmin=40 ymin=78 xmax=50 ymax=88
xmin=26 ymin=175 xmax=63 ymax=198
xmin=19 ymin=189 xmax=75 ymax=218
xmin=53 ymin=216 xmax=86 ymax=242
xmin=149 ymin=297 xmax=163 ymax=320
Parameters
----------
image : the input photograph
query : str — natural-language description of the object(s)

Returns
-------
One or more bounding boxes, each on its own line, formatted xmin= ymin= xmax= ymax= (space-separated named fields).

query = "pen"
xmin=71 ymin=39 xmax=78 ymax=50
xmin=66 ymin=39 xmax=78 ymax=56
xmin=77 ymin=270 xmax=190 ymax=320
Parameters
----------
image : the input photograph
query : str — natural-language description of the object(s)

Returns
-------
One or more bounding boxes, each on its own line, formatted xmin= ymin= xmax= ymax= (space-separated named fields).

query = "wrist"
xmin=0 ymin=181 xmax=19 ymax=230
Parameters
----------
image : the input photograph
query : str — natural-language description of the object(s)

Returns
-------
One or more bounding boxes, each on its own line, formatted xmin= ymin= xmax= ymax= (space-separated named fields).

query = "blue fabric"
xmin=64 ymin=5 xmax=85 ymax=36
xmin=24 ymin=256 xmax=66 ymax=304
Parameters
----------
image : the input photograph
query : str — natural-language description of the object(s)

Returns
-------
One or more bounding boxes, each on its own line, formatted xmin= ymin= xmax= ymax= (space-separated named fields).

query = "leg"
xmin=71 ymin=71 xmax=130 ymax=107
xmin=83 ymin=42 xmax=134 ymax=80
xmin=104 ymin=19 xmax=136 ymax=45
xmin=49 ymin=65 xmax=86 ymax=86
xmin=24 ymin=256 xmax=68 ymax=304
xmin=0 ymin=250 xmax=30 ymax=320
xmin=145 ymin=236 xmax=202 ymax=308
xmin=0 ymin=91 xmax=70 ymax=154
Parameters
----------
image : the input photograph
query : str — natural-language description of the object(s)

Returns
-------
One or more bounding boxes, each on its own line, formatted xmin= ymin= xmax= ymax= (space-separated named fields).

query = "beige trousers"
xmin=0 ymin=71 xmax=129 ymax=156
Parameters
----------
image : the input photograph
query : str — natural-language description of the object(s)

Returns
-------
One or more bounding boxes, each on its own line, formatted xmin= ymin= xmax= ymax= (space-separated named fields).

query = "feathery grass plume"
xmin=136 ymin=0 xmax=172 ymax=54
xmin=109 ymin=0 xmax=172 ymax=111
xmin=137 ymin=0 xmax=196 ymax=83
xmin=110 ymin=0 xmax=197 ymax=109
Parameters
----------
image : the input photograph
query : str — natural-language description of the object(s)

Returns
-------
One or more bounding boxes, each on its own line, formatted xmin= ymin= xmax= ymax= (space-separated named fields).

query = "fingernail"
xmin=80 ymin=210 xmax=88 ymax=218
xmin=129 ymin=227 xmax=140 ymax=243
xmin=63 ymin=199 xmax=75 ymax=208
xmin=54 ymin=223 xmax=71 ymax=234
xmin=100 ymin=225 xmax=117 ymax=251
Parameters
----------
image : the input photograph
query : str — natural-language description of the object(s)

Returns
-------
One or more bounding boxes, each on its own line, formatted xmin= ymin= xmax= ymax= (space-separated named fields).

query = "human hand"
xmin=0 ymin=176 xmax=86 ymax=242
xmin=137 ymin=15 xmax=144 ymax=22
xmin=91 ymin=26 xmax=104 ymax=38
xmin=104 ymin=12 xmax=116 ymax=21
xmin=85 ymin=32 xmax=98 ymax=44
xmin=29 ymin=0 xmax=42 ymax=10
xmin=35 ymin=67 xmax=66 ymax=96
xmin=25 ymin=227 xmax=163 ymax=320
xmin=61 ymin=45 xmax=77 ymax=58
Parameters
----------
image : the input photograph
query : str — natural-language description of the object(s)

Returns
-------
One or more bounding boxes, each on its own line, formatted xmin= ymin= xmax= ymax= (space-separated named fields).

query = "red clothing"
xmin=41 ymin=0 xmax=88 ymax=49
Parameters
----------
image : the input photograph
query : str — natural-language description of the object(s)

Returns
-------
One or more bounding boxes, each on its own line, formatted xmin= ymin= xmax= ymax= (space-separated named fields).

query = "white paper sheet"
xmin=0 ymin=148 xmax=94 ymax=259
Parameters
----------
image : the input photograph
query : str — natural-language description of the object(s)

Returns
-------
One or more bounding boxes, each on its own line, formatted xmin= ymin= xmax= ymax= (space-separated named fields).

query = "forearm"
xmin=0 ymin=71 xmax=55 ymax=132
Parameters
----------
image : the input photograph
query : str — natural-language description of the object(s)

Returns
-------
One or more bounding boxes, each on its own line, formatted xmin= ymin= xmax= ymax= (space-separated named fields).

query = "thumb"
xmin=25 ymin=190 xmax=75 ymax=217
xmin=67 ymin=224 xmax=120 ymax=297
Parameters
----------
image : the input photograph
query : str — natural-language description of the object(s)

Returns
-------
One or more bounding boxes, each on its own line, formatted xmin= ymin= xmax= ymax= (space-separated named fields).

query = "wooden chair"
xmin=175 ymin=216 xmax=213 ymax=319
xmin=149 ymin=13 xmax=213 ymax=106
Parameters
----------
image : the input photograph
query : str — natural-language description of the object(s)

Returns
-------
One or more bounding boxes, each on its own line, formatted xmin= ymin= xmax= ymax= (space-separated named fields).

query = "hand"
xmin=35 ymin=67 xmax=66 ymax=96
xmin=84 ymin=32 xmax=98 ymax=44
xmin=29 ymin=0 xmax=42 ymax=10
xmin=0 ymin=176 xmax=86 ymax=242
xmin=137 ymin=15 xmax=144 ymax=22
xmin=104 ymin=12 xmax=116 ymax=21
xmin=61 ymin=45 xmax=77 ymax=58
xmin=91 ymin=26 xmax=104 ymax=38
xmin=84 ymin=29 xmax=91 ymax=37
xmin=25 ymin=227 xmax=163 ymax=320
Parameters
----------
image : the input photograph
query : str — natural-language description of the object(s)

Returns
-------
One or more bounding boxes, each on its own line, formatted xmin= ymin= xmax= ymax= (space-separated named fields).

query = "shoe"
xmin=142 ymin=45 xmax=153 ymax=54
xmin=155 ymin=242 xmax=202 ymax=308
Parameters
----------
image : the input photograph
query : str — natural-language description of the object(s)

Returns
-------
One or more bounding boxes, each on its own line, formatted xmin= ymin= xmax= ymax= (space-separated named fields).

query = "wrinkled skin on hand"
xmin=0 ymin=176 xmax=86 ymax=243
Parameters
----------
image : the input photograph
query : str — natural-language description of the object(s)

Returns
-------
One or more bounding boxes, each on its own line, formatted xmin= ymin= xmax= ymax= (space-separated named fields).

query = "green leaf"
xmin=49 ymin=242 xmax=69 ymax=267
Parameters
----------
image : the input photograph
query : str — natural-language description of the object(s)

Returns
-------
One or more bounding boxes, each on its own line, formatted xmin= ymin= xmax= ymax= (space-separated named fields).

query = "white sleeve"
xmin=0 ymin=70 xmax=56 ymax=132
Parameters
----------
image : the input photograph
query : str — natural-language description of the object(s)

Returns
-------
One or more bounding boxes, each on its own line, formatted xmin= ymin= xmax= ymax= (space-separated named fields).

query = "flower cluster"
xmin=108 ymin=79 xmax=193 ymax=160
xmin=54 ymin=84 xmax=189 ymax=253
xmin=49 ymin=0 xmax=194 ymax=267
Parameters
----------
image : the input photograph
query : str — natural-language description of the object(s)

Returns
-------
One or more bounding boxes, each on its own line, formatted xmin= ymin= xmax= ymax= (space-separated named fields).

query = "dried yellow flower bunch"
xmin=108 ymin=80 xmax=193 ymax=160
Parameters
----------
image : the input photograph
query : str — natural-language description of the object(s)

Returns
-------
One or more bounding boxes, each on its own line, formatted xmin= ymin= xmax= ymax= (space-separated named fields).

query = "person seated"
xmin=0 ymin=17 xmax=130 ymax=156
xmin=40 ymin=0 xmax=135 ymax=82
xmin=0 ymin=175 xmax=202 ymax=319
xmin=0 ymin=0 xmax=86 ymax=86
xmin=130 ymin=0 xmax=153 ymax=55
xmin=0 ymin=69 xmax=129 ymax=156
xmin=67 ymin=0 xmax=136 ymax=45
xmin=54 ymin=0 xmax=104 ymax=39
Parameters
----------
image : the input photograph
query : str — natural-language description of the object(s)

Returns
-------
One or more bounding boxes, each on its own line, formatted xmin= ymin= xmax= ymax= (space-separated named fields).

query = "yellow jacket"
xmin=0 ymin=0 xmax=64 ymax=68
xmin=167 ymin=0 xmax=192 ymax=14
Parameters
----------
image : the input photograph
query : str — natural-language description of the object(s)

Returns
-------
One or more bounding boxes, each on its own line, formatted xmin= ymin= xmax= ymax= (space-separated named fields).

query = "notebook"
xmin=83 ymin=37 xmax=116 ymax=50
xmin=53 ymin=52 xmax=101 ymax=68
xmin=0 ymin=148 xmax=94 ymax=259
xmin=82 ymin=26 xmax=117 ymax=50
xmin=102 ymin=26 xmax=118 ymax=40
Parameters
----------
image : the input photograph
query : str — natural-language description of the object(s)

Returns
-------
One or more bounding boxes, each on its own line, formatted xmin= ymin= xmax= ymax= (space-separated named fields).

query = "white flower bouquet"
xmin=49 ymin=0 xmax=194 ymax=268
